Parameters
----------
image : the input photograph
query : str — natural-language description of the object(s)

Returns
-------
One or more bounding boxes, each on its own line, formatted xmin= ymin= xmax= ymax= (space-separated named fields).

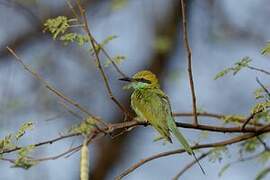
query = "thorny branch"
xmin=180 ymin=0 xmax=199 ymax=126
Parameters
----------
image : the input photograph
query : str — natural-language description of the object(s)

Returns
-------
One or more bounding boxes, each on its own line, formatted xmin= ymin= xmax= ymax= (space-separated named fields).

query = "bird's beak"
xmin=118 ymin=77 xmax=133 ymax=82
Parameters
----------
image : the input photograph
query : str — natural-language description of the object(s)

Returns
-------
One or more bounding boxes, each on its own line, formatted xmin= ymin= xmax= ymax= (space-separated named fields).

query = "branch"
xmin=76 ymin=0 xmax=129 ymax=117
xmin=256 ymin=77 xmax=270 ymax=100
xmin=115 ymin=132 xmax=263 ymax=179
xmin=6 ymin=47 xmax=108 ymax=127
xmin=248 ymin=65 xmax=270 ymax=76
xmin=241 ymin=110 xmax=263 ymax=130
xmin=180 ymin=0 xmax=198 ymax=125
xmin=3 ymin=114 xmax=270 ymax=156
xmin=174 ymin=112 xmax=264 ymax=126
xmin=1 ymin=132 xmax=80 ymax=155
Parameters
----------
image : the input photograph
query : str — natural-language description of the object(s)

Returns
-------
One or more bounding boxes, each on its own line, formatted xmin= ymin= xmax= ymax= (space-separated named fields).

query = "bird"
xmin=119 ymin=70 xmax=205 ymax=174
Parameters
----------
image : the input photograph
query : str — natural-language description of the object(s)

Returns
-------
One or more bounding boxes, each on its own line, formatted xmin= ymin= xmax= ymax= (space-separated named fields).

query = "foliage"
xmin=208 ymin=147 xmax=229 ymax=163
xmin=111 ymin=0 xmax=128 ymax=10
xmin=154 ymin=36 xmax=172 ymax=54
xmin=214 ymin=57 xmax=252 ymax=80
xmin=222 ymin=115 xmax=246 ymax=125
xmin=13 ymin=145 xmax=37 ymax=169
xmin=43 ymin=16 xmax=72 ymax=39
xmin=218 ymin=163 xmax=231 ymax=177
xmin=254 ymin=87 xmax=270 ymax=100
xmin=258 ymin=151 xmax=270 ymax=164
xmin=0 ymin=121 xmax=33 ymax=154
xmin=0 ymin=122 xmax=36 ymax=169
xmin=261 ymin=42 xmax=270 ymax=55
xmin=60 ymin=33 xmax=89 ymax=46
xmin=104 ymin=55 xmax=126 ymax=67
xmin=240 ymin=137 xmax=260 ymax=153
xmin=70 ymin=117 xmax=96 ymax=136
xmin=0 ymin=134 xmax=15 ymax=154
xmin=255 ymin=167 xmax=270 ymax=180
xmin=15 ymin=122 xmax=34 ymax=141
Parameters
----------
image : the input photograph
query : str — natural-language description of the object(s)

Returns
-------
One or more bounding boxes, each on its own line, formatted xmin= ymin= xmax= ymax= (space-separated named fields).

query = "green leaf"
xmin=241 ymin=137 xmax=260 ymax=153
xmin=208 ymin=147 xmax=228 ymax=162
xmin=0 ymin=134 xmax=15 ymax=153
xmin=251 ymin=101 xmax=270 ymax=114
xmin=60 ymin=33 xmax=89 ymax=46
xmin=261 ymin=42 xmax=270 ymax=55
xmin=222 ymin=115 xmax=245 ymax=124
xmin=43 ymin=16 xmax=71 ymax=39
xmin=13 ymin=145 xmax=37 ymax=169
xmin=15 ymin=122 xmax=34 ymax=141
xmin=214 ymin=68 xmax=232 ymax=80
xmin=154 ymin=36 xmax=172 ymax=53
xmin=214 ymin=57 xmax=252 ymax=80
xmin=104 ymin=55 xmax=125 ymax=67
xmin=90 ymin=35 xmax=118 ymax=53
xmin=111 ymin=0 xmax=128 ymax=10
xmin=258 ymin=151 xmax=270 ymax=164
xmin=218 ymin=163 xmax=231 ymax=177
xmin=70 ymin=117 xmax=96 ymax=136
xmin=255 ymin=167 xmax=270 ymax=180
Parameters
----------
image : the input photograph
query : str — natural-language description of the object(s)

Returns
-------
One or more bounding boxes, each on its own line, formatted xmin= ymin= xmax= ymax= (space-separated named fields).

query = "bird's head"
xmin=119 ymin=70 xmax=160 ymax=90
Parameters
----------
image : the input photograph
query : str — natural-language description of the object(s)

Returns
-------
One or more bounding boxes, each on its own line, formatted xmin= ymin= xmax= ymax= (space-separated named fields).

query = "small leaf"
xmin=154 ymin=36 xmax=172 ymax=53
xmin=214 ymin=57 xmax=252 ymax=80
xmin=255 ymin=167 xmax=270 ymax=180
xmin=208 ymin=147 xmax=228 ymax=163
xmin=0 ymin=134 xmax=15 ymax=153
xmin=43 ymin=16 xmax=70 ymax=39
xmin=214 ymin=68 xmax=232 ymax=80
xmin=258 ymin=151 xmax=270 ymax=164
xmin=13 ymin=145 xmax=37 ymax=169
xmin=70 ymin=117 xmax=96 ymax=136
xmin=218 ymin=164 xmax=231 ymax=177
xmin=15 ymin=122 xmax=34 ymax=141
xmin=111 ymin=0 xmax=128 ymax=10
xmin=261 ymin=42 xmax=270 ymax=55
xmin=104 ymin=55 xmax=125 ymax=67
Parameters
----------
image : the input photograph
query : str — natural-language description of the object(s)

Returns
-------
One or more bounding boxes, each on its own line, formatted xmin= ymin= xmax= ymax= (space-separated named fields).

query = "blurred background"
xmin=0 ymin=0 xmax=270 ymax=179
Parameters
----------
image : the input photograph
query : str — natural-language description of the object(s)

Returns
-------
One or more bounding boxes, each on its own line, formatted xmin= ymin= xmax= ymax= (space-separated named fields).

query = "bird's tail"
xmin=167 ymin=117 xmax=206 ymax=174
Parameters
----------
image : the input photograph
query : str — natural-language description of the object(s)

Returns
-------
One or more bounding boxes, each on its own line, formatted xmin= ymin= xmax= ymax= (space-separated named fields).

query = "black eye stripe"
xmin=135 ymin=78 xmax=151 ymax=84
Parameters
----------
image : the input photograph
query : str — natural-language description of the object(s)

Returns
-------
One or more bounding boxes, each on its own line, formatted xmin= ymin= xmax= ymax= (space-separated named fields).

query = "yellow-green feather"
xmin=131 ymin=88 xmax=172 ymax=142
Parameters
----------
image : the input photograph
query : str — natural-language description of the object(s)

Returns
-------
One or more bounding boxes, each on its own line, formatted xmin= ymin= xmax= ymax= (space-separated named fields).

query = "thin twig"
xmin=256 ymin=136 xmax=270 ymax=151
xmin=75 ymin=0 xmax=129 ymax=117
xmin=172 ymin=150 xmax=211 ymax=180
xmin=66 ymin=0 xmax=127 ymax=78
xmin=256 ymin=77 xmax=270 ymax=100
xmin=6 ymin=47 xmax=107 ymax=127
xmin=248 ymin=65 xmax=270 ymax=76
xmin=180 ymin=0 xmax=198 ymax=126
xmin=1 ymin=132 xmax=80 ymax=155
xmin=174 ymin=112 xmax=263 ymax=126
xmin=241 ymin=111 xmax=263 ymax=131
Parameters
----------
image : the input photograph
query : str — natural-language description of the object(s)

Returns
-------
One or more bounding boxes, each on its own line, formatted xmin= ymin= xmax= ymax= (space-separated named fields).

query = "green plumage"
xmin=120 ymin=70 xmax=205 ymax=174
xmin=131 ymin=88 xmax=192 ymax=154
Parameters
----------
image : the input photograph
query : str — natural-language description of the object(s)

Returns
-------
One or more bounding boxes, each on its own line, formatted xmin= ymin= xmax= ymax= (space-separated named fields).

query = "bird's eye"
xmin=136 ymin=78 xmax=151 ymax=84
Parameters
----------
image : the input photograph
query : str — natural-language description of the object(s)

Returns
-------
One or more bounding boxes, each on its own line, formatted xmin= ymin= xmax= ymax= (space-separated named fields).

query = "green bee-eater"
xmin=119 ymin=70 xmax=205 ymax=174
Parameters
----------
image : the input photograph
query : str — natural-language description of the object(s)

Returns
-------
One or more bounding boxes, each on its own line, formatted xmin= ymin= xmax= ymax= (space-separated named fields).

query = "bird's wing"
xmin=153 ymin=89 xmax=193 ymax=155
xmin=131 ymin=89 xmax=171 ymax=142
